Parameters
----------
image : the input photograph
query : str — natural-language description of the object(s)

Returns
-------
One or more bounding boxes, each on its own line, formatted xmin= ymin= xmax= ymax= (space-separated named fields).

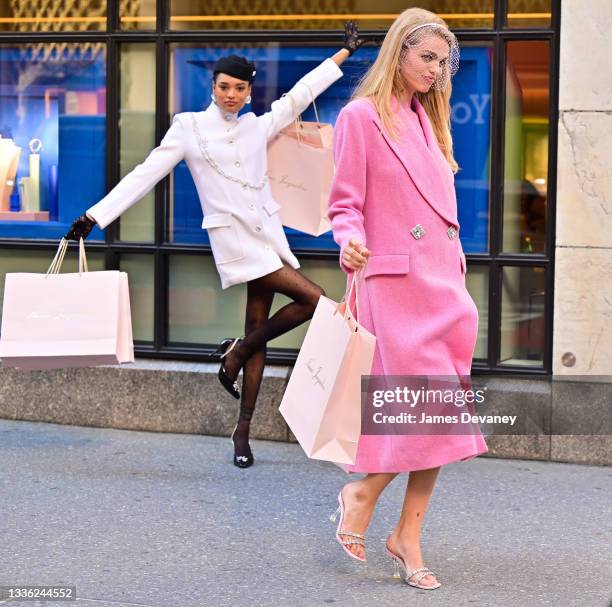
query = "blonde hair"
xmin=352 ymin=7 xmax=459 ymax=173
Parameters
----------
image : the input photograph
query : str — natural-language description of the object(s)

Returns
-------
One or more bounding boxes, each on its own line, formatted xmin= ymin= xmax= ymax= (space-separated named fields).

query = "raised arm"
xmin=258 ymin=21 xmax=364 ymax=140
xmin=77 ymin=114 xmax=186 ymax=232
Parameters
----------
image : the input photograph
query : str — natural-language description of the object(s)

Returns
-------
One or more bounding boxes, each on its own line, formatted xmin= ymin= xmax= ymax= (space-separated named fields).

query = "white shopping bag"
xmin=279 ymin=273 xmax=376 ymax=465
xmin=0 ymin=238 xmax=134 ymax=370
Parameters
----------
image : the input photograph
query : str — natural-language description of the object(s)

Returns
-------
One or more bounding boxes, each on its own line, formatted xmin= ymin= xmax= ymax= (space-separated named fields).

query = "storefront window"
xmin=0 ymin=3 xmax=107 ymax=32
xmin=466 ymin=265 xmax=489 ymax=361
xmin=169 ymin=1 xmax=495 ymax=30
xmin=500 ymin=265 xmax=546 ymax=366
xmin=167 ymin=43 xmax=492 ymax=255
xmin=118 ymin=44 xmax=156 ymax=242
xmin=507 ymin=0 xmax=551 ymax=28
xmin=120 ymin=0 xmax=156 ymax=31
xmin=502 ymin=41 xmax=549 ymax=254
xmin=118 ymin=254 xmax=155 ymax=342
xmin=452 ymin=44 xmax=492 ymax=255
xmin=168 ymin=255 xmax=345 ymax=347
xmin=168 ymin=255 xmax=237 ymax=345
xmin=0 ymin=44 xmax=107 ymax=240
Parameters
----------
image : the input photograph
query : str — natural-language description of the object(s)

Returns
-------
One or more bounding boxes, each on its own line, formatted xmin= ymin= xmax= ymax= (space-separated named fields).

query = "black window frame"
xmin=0 ymin=0 xmax=561 ymax=374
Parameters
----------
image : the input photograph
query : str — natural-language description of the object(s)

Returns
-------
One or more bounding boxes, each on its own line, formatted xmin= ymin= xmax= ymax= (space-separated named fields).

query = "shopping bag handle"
xmin=46 ymin=238 xmax=89 ymax=276
xmin=337 ymin=268 xmax=364 ymax=325
xmin=283 ymin=84 xmax=324 ymax=146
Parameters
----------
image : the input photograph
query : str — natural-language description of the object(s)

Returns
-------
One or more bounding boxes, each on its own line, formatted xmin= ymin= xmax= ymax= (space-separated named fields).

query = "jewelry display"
xmin=27 ymin=138 xmax=43 ymax=212
xmin=0 ymin=137 xmax=21 ymax=211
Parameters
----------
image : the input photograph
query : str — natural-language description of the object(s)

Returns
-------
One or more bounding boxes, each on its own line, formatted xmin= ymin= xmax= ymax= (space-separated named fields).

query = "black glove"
xmin=343 ymin=21 xmax=364 ymax=56
xmin=65 ymin=214 xmax=96 ymax=241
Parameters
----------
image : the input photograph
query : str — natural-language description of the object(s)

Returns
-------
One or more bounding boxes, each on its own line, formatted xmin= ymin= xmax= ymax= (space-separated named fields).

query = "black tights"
xmin=225 ymin=264 xmax=325 ymax=457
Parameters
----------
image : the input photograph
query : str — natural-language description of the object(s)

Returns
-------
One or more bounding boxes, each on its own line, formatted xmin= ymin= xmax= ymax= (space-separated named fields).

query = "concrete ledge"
xmin=0 ymin=360 xmax=291 ymax=442
xmin=0 ymin=361 xmax=610 ymax=466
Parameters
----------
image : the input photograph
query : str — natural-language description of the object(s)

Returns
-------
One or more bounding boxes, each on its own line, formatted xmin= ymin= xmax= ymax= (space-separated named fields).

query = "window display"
xmin=168 ymin=44 xmax=491 ymax=254
xmin=0 ymin=44 xmax=106 ymax=240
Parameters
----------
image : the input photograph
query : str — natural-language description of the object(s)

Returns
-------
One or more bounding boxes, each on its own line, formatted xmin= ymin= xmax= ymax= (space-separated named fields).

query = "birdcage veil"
xmin=400 ymin=22 xmax=460 ymax=91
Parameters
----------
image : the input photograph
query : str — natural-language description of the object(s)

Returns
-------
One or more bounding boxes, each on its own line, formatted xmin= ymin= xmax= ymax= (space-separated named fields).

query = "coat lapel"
xmin=372 ymin=97 xmax=458 ymax=226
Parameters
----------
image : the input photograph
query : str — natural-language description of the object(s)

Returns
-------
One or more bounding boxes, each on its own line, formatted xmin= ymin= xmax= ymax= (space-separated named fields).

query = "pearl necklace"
xmin=190 ymin=112 xmax=267 ymax=191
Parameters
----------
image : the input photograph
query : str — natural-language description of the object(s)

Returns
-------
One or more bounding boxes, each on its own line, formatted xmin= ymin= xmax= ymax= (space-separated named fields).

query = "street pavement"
xmin=0 ymin=418 xmax=610 ymax=607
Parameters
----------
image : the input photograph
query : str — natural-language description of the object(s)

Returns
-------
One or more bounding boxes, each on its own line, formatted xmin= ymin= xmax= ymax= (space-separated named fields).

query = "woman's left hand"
xmin=343 ymin=21 xmax=364 ymax=56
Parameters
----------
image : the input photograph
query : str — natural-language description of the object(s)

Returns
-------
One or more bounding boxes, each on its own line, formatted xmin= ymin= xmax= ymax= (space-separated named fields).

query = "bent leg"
xmin=337 ymin=473 xmax=398 ymax=560
xmin=222 ymin=264 xmax=325 ymax=380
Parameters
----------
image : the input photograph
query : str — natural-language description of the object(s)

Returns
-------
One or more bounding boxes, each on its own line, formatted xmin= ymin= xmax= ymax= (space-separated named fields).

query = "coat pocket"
xmin=364 ymin=254 xmax=410 ymax=278
xmin=202 ymin=213 xmax=244 ymax=265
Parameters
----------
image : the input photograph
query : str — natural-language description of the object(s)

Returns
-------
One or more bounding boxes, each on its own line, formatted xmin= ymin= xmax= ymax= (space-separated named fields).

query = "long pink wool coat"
xmin=328 ymin=96 xmax=488 ymax=473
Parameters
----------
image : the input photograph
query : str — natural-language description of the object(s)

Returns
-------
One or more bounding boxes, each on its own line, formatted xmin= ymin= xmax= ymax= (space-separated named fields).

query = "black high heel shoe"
xmin=213 ymin=337 xmax=243 ymax=399
xmin=230 ymin=424 xmax=254 ymax=468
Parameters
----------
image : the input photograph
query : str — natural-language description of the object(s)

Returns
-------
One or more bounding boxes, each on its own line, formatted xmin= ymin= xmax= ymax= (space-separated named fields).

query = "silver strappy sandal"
xmin=386 ymin=545 xmax=441 ymax=590
xmin=329 ymin=491 xmax=366 ymax=562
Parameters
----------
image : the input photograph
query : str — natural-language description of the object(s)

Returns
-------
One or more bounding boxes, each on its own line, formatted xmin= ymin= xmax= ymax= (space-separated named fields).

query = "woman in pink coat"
xmin=327 ymin=8 xmax=488 ymax=590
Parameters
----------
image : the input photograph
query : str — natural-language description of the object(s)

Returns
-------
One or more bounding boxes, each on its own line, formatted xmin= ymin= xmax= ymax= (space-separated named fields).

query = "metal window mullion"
xmin=542 ymin=0 xmax=562 ymax=373
xmin=104 ymin=35 xmax=120 ymax=267
xmin=108 ymin=0 xmax=119 ymax=32
xmin=494 ymin=0 xmax=508 ymax=30
xmin=487 ymin=32 xmax=506 ymax=368
xmin=153 ymin=38 xmax=169 ymax=351
xmin=158 ymin=0 xmax=169 ymax=34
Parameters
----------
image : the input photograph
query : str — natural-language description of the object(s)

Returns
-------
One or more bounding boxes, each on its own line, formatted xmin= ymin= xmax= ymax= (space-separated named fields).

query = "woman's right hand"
xmin=342 ymin=238 xmax=371 ymax=271
xmin=64 ymin=214 xmax=96 ymax=241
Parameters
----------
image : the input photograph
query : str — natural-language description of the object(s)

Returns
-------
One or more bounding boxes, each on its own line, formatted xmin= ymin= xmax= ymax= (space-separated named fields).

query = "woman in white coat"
xmin=65 ymin=23 xmax=364 ymax=468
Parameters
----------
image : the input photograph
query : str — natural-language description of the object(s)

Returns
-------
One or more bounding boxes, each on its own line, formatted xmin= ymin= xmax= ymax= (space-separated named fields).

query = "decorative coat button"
xmin=410 ymin=224 xmax=426 ymax=240
xmin=224 ymin=115 xmax=231 ymax=121
xmin=248 ymin=204 xmax=255 ymax=210
xmin=234 ymin=161 xmax=241 ymax=167
xmin=228 ymin=139 xmax=234 ymax=144
xmin=447 ymin=226 xmax=457 ymax=240
xmin=255 ymin=226 xmax=262 ymax=232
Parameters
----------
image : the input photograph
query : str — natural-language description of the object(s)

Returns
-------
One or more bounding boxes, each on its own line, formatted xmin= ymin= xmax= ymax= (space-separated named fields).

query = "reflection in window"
xmin=507 ymin=0 xmax=551 ymax=28
xmin=168 ymin=254 xmax=246 ymax=345
xmin=451 ymin=45 xmax=492 ymax=255
xmin=170 ymin=0 xmax=495 ymax=30
xmin=0 ymin=44 xmax=106 ymax=240
xmin=503 ymin=41 xmax=549 ymax=254
xmin=168 ymin=254 xmax=345 ymax=348
xmin=168 ymin=43 xmax=491 ymax=256
xmin=0 ymin=2 xmax=106 ymax=32
xmin=118 ymin=44 xmax=156 ymax=242
xmin=500 ymin=266 xmax=546 ymax=366
xmin=119 ymin=254 xmax=155 ymax=342
xmin=465 ymin=265 xmax=489 ymax=360
xmin=120 ymin=0 xmax=156 ymax=30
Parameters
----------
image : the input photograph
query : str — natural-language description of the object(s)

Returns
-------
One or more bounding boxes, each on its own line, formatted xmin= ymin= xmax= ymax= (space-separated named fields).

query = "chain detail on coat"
xmin=191 ymin=112 xmax=268 ymax=191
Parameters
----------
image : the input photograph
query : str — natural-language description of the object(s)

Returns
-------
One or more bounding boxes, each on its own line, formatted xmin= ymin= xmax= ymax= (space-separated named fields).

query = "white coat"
xmin=87 ymin=58 xmax=344 ymax=289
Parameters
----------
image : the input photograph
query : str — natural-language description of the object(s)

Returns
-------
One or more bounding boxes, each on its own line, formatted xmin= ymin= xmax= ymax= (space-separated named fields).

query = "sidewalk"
xmin=0 ymin=419 xmax=610 ymax=607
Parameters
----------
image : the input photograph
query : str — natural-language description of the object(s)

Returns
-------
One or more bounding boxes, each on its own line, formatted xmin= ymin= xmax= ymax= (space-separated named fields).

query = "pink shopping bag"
xmin=279 ymin=273 xmax=376 ymax=465
xmin=267 ymin=92 xmax=334 ymax=237
xmin=0 ymin=238 xmax=134 ymax=370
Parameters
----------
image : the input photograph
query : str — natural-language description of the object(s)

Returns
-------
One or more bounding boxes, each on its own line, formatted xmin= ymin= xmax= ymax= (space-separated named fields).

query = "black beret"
xmin=213 ymin=55 xmax=257 ymax=83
